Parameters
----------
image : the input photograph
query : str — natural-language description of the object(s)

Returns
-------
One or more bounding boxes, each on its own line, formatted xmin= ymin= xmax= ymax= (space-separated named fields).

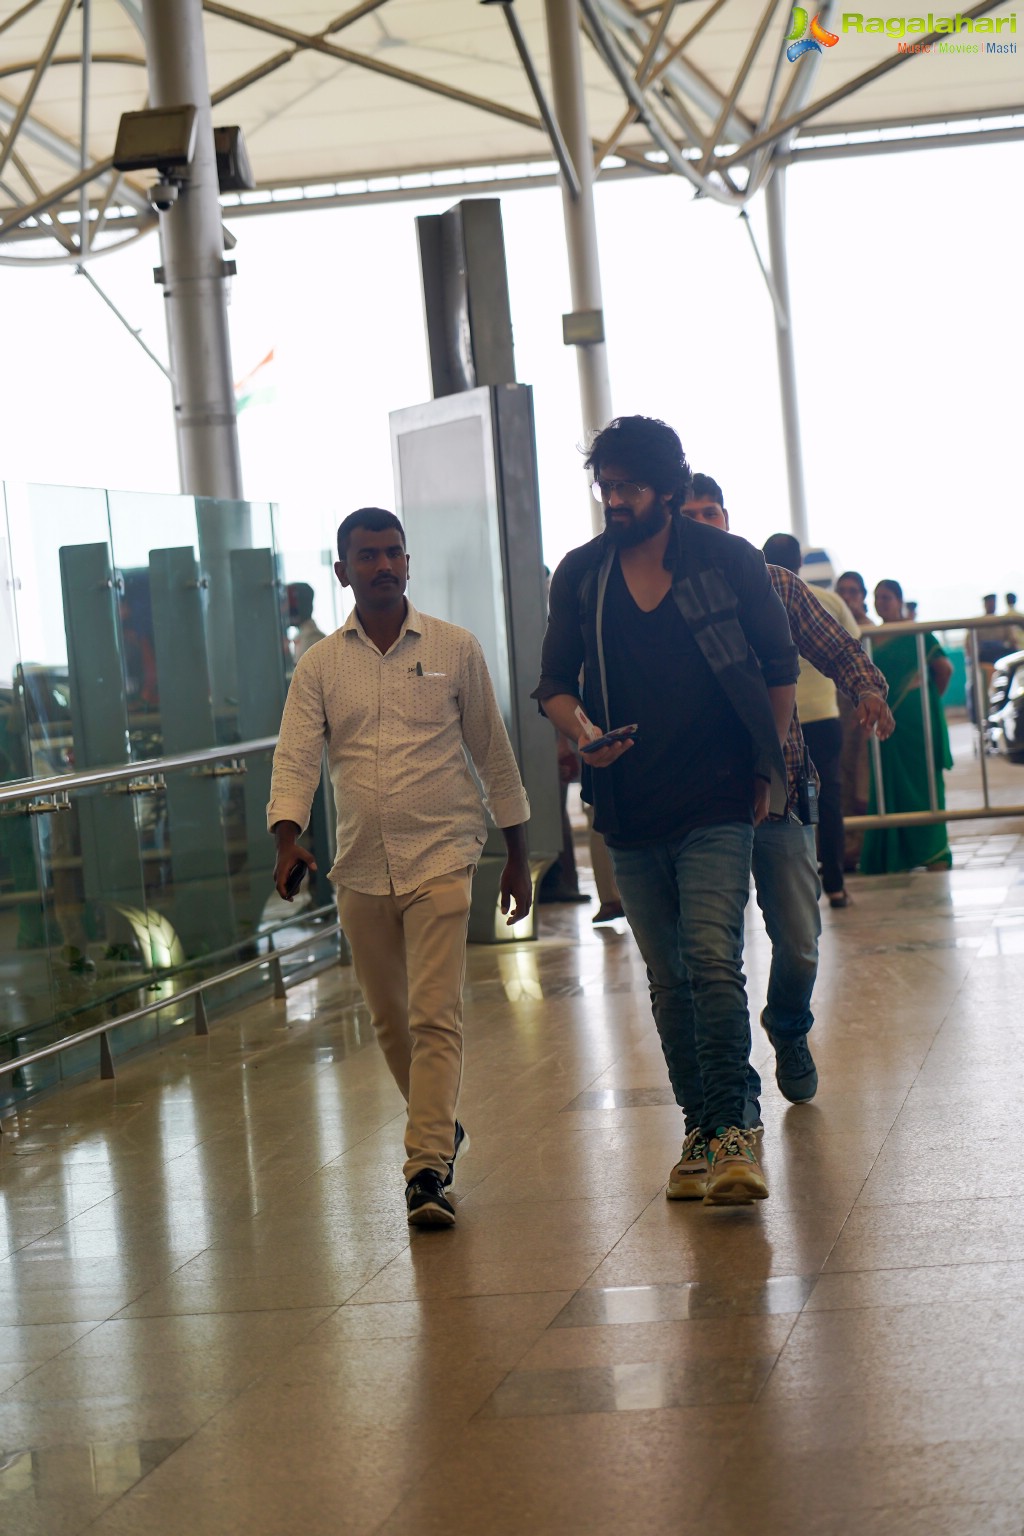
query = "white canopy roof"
xmin=1 ymin=0 xmax=1021 ymax=249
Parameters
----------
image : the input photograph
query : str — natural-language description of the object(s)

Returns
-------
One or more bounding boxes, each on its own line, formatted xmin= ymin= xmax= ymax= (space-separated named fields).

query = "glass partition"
xmin=0 ymin=483 xmax=339 ymax=1112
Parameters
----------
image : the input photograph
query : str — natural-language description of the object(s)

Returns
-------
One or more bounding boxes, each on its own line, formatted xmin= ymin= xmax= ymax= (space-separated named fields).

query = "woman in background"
xmin=861 ymin=579 xmax=953 ymax=873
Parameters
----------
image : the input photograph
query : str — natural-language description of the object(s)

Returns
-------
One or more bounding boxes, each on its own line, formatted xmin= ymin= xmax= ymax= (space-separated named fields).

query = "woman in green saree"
xmin=860 ymin=580 xmax=954 ymax=874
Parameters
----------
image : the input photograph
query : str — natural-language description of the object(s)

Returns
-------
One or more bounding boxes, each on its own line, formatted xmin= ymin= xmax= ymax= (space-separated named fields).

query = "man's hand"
xmin=753 ymin=777 xmax=771 ymax=826
xmin=272 ymin=821 xmax=318 ymax=900
xmin=857 ymin=692 xmax=895 ymax=740
xmin=576 ymin=732 xmax=634 ymax=769
xmin=500 ymin=854 xmax=533 ymax=926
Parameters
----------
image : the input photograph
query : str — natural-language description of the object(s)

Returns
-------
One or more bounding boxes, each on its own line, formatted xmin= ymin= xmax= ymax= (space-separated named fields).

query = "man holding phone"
xmin=268 ymin=508 xmax=531 ymax=1229
xmin=535 ymin=417 xmax=798 ymax=1205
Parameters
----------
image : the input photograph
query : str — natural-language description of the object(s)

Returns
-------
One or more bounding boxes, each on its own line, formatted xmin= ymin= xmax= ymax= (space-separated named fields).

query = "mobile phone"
xmin=579 ymin=724 xmax=638 ymax=753
xmin=284 ymin=860 xmax=307 ymax=898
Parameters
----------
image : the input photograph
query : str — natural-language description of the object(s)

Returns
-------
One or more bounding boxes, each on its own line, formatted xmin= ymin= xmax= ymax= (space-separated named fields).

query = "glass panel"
xmin=1 ymin=486 xmax=341 ymax=1113
xmin=0 ymin=484 xmax=150 ymax=1082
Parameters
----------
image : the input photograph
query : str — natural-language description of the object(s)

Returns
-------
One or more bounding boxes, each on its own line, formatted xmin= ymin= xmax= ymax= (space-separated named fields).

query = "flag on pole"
xmin=234 ymin=348 xmax=276 ymax=412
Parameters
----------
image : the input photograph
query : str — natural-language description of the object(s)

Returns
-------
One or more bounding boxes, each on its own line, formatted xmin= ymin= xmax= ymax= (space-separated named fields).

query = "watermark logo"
xmin=786 ymin=8 xmax=840 ymax=60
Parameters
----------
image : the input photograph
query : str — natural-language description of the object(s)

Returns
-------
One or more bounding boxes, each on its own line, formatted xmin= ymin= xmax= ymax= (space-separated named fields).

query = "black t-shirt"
xmin=601 ymin=558 xmax=754 ymax=847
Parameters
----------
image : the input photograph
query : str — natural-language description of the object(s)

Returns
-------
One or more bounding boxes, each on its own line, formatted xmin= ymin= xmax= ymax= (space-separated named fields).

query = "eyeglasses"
xmin=591 ymin=478 xmax=650 ymax=504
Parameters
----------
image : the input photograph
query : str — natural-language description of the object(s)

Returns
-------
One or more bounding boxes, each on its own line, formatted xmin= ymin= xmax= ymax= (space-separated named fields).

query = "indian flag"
xmin=234 ymin=348 xmax=276 ymax=412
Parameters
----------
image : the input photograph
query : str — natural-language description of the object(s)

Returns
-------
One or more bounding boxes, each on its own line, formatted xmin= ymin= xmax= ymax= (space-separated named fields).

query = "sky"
xmin=0 ymin=138 xmax=1022 ymax=629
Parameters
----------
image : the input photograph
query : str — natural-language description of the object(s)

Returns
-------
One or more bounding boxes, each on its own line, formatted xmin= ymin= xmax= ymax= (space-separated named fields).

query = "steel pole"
xmin=543 ymin=0 xmax=613 ymax=535
xmin=141 ymin=0 xmax=243 ymax=498
xmin=765 ymin=167 xmax=809 ymax=548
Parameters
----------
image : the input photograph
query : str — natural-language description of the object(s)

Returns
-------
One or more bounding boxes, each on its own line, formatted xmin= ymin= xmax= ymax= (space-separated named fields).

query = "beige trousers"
xmin=336 ymin=867 xmax=473 ymax=1183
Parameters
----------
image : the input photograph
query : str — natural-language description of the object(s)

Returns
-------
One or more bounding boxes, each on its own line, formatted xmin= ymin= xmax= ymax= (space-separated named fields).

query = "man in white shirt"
xmin=268 ymin=507 xmax=532 ymax=1228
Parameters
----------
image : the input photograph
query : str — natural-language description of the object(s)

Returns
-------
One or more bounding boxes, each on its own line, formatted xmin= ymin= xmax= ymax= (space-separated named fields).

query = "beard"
xmin=604 ymin=502 xmax=670 ymax=548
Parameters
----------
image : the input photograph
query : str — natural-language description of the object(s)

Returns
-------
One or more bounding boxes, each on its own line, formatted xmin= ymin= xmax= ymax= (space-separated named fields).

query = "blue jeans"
xmin=610 ymin=823 xmax=757 ymax=1138
xmin=751 ymin=816 xmax=821 ymax=1042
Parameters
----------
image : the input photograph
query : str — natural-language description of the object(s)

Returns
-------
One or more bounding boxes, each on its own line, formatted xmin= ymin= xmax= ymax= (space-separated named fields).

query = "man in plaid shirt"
xmin=683 ymin=475 xmax=894 ymax=1118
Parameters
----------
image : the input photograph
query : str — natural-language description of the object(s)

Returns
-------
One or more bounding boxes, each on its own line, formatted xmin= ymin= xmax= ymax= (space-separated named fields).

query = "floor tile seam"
xmin=74 ymin=1396 xmax=241 ymax=1536
xmin=809 ymin=1069 xmax=920 ymax=1284
xmin=0 ymin=1316 xmax=109 ymax=1386
xmin=110 ymin=1285 xmax=367 ymax=1319
xmin=749 ymin=1093 xmax=914 ymax=1397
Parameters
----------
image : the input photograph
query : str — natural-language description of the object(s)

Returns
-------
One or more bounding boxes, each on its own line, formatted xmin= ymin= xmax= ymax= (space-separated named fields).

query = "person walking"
xmin=535 ymin=417 xmax=798 ymax=1206
xmin=763 ymin=534 xmax=861 ymax=911
xmin=684 ymin=481 xmax=892 ymax=1117
xmin=268 ymin=508 xmax=531 ymax=1228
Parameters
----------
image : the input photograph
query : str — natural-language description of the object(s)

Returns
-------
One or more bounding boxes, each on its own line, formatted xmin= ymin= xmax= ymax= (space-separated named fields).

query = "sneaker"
xmin=666 ymin=1129 xmax=709 ymax=1200
xmin=443 ymin=1121 xmax=470 ymax=1189
xmin=761 ymin=1013 xmax=818 ymax=1103
xmin=405 ymin=1170 xmax=456 ymax=1228
xmin=704 ymin=1126 xmax=769 ymax=1205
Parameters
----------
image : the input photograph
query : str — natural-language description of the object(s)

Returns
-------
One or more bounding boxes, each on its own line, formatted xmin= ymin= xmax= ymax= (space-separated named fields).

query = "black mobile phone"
xmin=284 ymin=860 xmax=307 ymax=898
xmin=579 ymin=724 xmax=638 ymax=754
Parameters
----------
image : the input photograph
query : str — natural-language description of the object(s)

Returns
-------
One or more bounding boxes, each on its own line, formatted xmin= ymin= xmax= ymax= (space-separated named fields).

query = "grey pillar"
xmin=142 ymin=0 xmax=243 ymax=500
xmin=544 ymin=0 xmax=613 ymax=536
xmin=765 ymin=168 xmax=810 ymax=549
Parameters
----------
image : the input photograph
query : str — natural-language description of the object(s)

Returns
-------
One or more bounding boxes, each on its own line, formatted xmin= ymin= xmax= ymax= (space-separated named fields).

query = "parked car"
xmin=986 ymin=650 xmax=1024 ymax=763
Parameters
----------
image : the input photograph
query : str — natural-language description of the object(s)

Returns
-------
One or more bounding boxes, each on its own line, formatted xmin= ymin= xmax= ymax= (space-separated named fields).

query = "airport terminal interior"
xmin=1 ymin=737 xmax=1024 ymax=1534
xmin=3 ymin=2 xmax=1024 ymax=1532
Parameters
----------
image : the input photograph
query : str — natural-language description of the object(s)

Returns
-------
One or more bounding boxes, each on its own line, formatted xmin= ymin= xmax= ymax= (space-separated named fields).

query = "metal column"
xmin=141 ymin=0 xmax=243 ymax=500
xmin=543 ymin=0 xmax=612 ymax=535
xmin=765 ymin=167 xmax=809 ymax=550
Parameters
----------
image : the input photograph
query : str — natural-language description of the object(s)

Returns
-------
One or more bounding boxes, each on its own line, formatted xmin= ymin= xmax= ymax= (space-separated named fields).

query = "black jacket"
xmin=533 ymin=512 xmax=799 ymax=836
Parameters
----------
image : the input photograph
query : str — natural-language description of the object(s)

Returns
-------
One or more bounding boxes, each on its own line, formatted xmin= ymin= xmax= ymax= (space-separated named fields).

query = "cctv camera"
xmin=149 ymin=179 xmax=179 ymax=212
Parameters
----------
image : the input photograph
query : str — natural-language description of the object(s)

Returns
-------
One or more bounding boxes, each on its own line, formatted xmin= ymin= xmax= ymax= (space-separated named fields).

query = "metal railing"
xmin=0 ymin=735 xmax=279 ymax=810
xmin=848 ymin=612 xmax=1024 ymax=830
xmin=0 ymin=736 xmax=344 ymax=1121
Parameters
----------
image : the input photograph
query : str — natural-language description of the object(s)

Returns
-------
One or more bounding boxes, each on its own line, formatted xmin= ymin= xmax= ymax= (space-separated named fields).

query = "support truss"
xmin=1 ymin=0 xmax=1021 ymax=260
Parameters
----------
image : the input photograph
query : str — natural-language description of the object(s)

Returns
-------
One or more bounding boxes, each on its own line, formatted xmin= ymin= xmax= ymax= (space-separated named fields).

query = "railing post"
xmin=968 ymin=620 xmax=992 ymax=810
xmin=194 ymin=992 xmax=210 ymax=1036
xmin=271 ymin=955 xmax=287 ymax=1000
xmin=99 ymin=1033 xmax=116 ymax=1079
xmin=916 ymin=630 xmax=939 ymax=814
xmin=862 ymin=630 xmax=887 ymax=817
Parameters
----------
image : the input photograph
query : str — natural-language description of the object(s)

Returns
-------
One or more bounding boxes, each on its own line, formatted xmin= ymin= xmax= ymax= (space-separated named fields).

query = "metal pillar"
xmin=141 ymin=0 xmax=243 ymax=499
xmin=543 ymin=0 xmax=613 ymax=535
xmin=764 ymin=166 xmax=809 ymax=549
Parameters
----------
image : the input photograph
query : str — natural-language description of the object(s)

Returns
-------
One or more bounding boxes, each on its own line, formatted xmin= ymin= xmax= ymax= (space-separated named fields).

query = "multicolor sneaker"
xmin=666 ymin=1130 xmax=709 ymax=1200
xmin=443 ymin=1121 xmax=470 ymax=1189
xmin=761 ymin=1013 xmax=818 ymax=1103
xmin=704 ymin=1126 xmax=769 ymax=1206
xmin=405 ymin=1170 xmax=456 ymax=1228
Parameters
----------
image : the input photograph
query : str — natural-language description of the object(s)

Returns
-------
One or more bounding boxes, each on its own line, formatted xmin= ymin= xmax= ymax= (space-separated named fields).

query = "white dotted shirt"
xmin=267 ymin=600 xmax=531 ymax=895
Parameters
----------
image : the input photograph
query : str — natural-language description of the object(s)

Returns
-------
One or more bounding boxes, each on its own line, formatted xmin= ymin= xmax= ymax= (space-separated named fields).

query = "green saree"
xmin=860 ymin=631 xmax=953 ymax=874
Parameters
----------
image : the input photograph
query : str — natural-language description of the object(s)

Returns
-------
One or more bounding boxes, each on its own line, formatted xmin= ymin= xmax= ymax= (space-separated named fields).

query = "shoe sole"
xmin=666 ymin=1176 xmax=707 ymax=1200
xmin=407 ymin=1202 xmax=456 ymax=1228
xmin=703 ymin=1167 xmax=769 ymax=1205
xmin=777 ymin=1076 xmax=818 ymax=1104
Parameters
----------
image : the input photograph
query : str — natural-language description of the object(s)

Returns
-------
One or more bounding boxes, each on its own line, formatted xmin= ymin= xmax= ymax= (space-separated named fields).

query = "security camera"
xmin=148 ymin=179 xmax=179 ymax=212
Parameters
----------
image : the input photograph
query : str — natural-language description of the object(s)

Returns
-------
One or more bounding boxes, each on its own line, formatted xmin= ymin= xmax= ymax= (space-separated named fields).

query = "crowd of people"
xmin=266 ymin=414 xmax=979 ymax=1229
